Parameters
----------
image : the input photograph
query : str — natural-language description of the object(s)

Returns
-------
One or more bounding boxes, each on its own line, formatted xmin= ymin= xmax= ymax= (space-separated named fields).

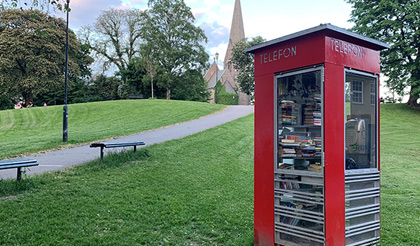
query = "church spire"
xmin=224 ymin=0 xmax=245 ymax=68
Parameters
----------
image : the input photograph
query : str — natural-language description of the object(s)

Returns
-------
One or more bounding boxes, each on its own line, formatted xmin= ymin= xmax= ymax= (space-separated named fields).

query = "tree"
xmin=80 ymin=8 xmax=143 ymax=77
xmin=171 ymin=69 xmax=210 ymax=102
xmin=0 ymin=9 xmax=82 ymax=103
xmin=90 ymin=75 xmax=122 ymax=101
xmin=117 ymin=57 xmax=147 ymax=97
xmin=141 ymin=0 xmax=209 ymax=100
xmin=1 ymin=0 xmax=67 ymax=11
xmin=347 ymin=0 xmax=420 ymax=107
xmin=230 ymin=36 xmax=265 ymax=97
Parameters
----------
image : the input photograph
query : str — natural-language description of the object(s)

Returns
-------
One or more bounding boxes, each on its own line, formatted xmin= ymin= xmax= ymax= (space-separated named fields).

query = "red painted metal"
xmin=254 ymin=73 xmax=275 ymax=246
xmin=323 ymin=63 xmax=346 ymax=245
xmin=249 ymin=25 xmax=386 ymax=245
xmin=253 ymin=33 xmax=325 ymax=78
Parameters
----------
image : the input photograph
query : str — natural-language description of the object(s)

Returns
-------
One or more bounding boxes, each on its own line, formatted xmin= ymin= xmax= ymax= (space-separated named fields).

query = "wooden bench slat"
xmin=90 ymin=141 xmax=145 ymax=148
xmin=0 ymin=158 xmax=38 ymax=166
xmin=0 ymin=158 xmax=39 ymax=181
xmin=0 ymin=163 xmax=39 ymax=169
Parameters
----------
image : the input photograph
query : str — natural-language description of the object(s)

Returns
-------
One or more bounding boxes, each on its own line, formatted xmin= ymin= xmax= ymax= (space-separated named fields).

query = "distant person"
xmin=43 ymin=102 xmax=47 ymax=107
xmin=14 ymin=102 xmax=22 ymax=109
xmin=28 ymin=101 xmax=33 ymax=108
xmin=22 ymin=101 xmax=27 ymax=108
xmin=380 ymin=97 xmax=384 ymax=103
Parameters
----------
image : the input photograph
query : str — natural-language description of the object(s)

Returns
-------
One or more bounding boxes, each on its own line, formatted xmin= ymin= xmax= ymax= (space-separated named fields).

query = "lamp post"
xmin=215 ymin=52 xmax=219 ymax=104
xmin=63 ymin=0 xmax=70 ymax=142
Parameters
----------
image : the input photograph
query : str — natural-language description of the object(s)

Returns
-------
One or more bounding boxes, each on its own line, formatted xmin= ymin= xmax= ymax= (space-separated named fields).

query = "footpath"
xmin=0 ymin=105 xmax=254 ymax=180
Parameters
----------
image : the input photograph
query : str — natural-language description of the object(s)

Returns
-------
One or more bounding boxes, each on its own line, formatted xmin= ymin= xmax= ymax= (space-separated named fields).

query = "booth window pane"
xmin=275 ymin=68 xmax=325 ymax=246
xmin=345 ymin=73 xmax=377 ymax=170
xmin=277 ymin=70 xmax=322 ymax=172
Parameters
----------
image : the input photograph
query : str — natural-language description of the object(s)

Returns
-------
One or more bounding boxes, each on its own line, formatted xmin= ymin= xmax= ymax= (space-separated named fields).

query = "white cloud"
xmin=204 ymin=0 xmax=220 ymax=8
xmin=209 ymin=42 xmax=228 ymax=69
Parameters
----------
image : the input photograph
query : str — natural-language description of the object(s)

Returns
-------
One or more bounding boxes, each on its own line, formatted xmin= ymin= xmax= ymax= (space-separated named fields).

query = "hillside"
xmin=380 ymin=104 xmax=420 ymax=244
xmin=0 ymin=100 xmax=225 ymax=159
xmin=0 ymin=103 xmax=419 ymax=244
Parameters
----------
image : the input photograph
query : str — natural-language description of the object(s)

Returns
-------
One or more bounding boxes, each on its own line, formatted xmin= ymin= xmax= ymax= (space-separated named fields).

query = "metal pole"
xmin=215 ymin=52 xmax=219 ymax=104
xmin=63 ymin=0 xmax=70 ymax=142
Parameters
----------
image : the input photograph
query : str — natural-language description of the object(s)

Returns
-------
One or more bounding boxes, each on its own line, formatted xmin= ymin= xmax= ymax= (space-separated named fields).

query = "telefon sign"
xmin=330 ymin=38 xmax=364 ymax=58
xmin=259 ymin=46 xmax=297 ymax=64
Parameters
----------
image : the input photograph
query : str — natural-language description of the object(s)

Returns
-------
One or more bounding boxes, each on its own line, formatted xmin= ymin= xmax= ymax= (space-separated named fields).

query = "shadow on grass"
xmin=77 ymin=148 xmax=150 ymax=173
xmin=0 ymin=149 xmax=150 ymax=198
xmin=0 ymin=178 xmax=36 ymax=197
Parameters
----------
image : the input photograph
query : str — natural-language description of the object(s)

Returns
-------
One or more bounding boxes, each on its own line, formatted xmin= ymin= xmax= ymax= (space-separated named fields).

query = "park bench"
xmin=127 ymin=94 xmax=144 ymax=99
xmin=0 ymin=158 xmax=39 ymax=181
xmin=90 ymin=141 xmax=146 ymax=159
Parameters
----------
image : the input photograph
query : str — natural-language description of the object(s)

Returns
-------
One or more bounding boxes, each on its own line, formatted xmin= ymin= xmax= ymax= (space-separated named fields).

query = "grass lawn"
xmin=0 ymin=99 xmax=225 ymax=160
xmin=0 ymin=114 xmax=254 ymax=245
xmin=0 ymin=104 xmax=419 ymax=245
xmin=379 ymin=104 xmax=420 ymax=245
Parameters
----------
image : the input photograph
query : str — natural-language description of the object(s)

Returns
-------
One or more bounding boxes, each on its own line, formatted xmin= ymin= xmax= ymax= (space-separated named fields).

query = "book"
xmin=308 ymin=164 xmax=323 ymax=172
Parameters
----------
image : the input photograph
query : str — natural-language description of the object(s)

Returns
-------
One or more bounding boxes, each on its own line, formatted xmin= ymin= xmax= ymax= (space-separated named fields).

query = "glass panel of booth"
xmin=276 ymin=68 xmax=323 ymax=173
xmin=344 ymin=71 xmax=378 ymax=171
xmin=274 ymin=67 xmax=325 ymax=246
xmin=344 ymin=70 xmax=380 ymax=245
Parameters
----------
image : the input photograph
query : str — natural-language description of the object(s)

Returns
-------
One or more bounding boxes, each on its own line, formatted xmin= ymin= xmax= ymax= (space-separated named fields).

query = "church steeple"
xmin=224 ymin=0 xmax=245 ymax=68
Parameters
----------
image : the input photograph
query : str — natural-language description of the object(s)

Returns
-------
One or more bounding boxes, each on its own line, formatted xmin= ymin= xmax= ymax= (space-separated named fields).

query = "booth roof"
xmin=245 ymin=23 xmax=390 ymax=53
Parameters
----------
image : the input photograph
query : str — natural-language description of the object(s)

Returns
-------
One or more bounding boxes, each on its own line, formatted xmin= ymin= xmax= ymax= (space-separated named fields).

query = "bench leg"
xmin=134 ymin=145 xmax=137 ymax=153
xmin=101 ymin=146 xmax=104 ymax=160
xmin=17 ymin=167 xmax=22 ymax=181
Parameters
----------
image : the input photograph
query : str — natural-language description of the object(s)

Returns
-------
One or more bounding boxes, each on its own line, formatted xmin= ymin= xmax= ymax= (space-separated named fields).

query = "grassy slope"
xmin=380 ymin=104 xmax=420 ymax=245
xmin=0 ymin=114 xmax=254 ymax=245
xmin=0 ymin=100 xmax=225 ymax=159
xmin=0 ymin=104 xmax=419 ymax=245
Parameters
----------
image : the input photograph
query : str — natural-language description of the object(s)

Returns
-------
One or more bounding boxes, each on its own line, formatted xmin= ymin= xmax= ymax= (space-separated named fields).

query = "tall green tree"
xmin=347 ymin=0 xmax=420 ymax=107
xmin=230 ymin=36 xmax=265 ymax=97
xmin=141 ymin=0 xmax=209 ymax=100
xmin=0 ymin=9 xmax=82 ymax=103
xmin=117 ymin=57 xmax=147 ymax=96
xmin=80 ymin=8 xmax=144 ymax=76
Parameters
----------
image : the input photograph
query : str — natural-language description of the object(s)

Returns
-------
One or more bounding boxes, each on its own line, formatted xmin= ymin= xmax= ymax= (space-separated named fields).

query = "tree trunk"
xmin=166 ymin=87 xmax=171 ymax=100
xmin=406 ymin=86 xmax=419 ymax=108
xmin=22 ymin=92 xmax=33 ymax=107
xmin=151 ymin=75 xmax=154 ymax=99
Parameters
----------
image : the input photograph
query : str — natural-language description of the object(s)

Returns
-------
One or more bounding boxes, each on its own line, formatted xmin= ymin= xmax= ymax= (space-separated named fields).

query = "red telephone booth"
xmin=247 ymin=24 xmax=389 ymax=245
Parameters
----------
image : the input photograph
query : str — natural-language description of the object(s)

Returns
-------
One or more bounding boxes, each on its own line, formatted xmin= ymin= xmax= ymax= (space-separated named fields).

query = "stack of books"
xmin=281 ymin=101 xmax=298 ymax=125
xmin=303 ymin=102 xmax=322 ymax=126
xmin=313 ymin=137 xmax=322 ymax=156
xmin=301 ymin=146 xmax=316 ymax=157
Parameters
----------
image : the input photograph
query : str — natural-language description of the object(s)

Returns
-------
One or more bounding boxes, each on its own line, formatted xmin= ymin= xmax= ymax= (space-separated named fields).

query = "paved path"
xmin=1 ymin=105 xmax=254 ymax=180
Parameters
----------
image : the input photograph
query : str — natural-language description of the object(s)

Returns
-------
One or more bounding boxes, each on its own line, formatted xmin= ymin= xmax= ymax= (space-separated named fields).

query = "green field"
xmin=0 ymin=113 xmax=254 ymax=245
xmin=0 ymin=100 xmax=225 ymax=159
xmin=379 ymin=104 xmax=420 ymax=245
xmin=0 ymin=103 xmax=419 ymax=245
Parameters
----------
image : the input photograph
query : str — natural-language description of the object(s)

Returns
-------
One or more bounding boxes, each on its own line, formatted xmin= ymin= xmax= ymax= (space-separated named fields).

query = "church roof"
xmin=223 ymin=0 xmax=245 ymax=68
xmin=206 ymin=62 xmax=222 ymax=89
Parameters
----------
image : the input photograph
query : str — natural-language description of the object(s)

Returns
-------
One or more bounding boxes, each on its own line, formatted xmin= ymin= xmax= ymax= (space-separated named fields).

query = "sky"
xmin=52 ymin=0 xmax=397 ymax=99
xmin=56 ymin=0 xmax=354 ymax=67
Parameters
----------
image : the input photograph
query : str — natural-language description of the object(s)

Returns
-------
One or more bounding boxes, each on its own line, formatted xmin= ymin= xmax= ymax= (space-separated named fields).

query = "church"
xmin=204 ymin=0 xmax=250 ymax=105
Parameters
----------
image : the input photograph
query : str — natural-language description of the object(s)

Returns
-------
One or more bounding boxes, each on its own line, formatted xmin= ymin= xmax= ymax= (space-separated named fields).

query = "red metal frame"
xmin=248 ymin=24 xmax=388 ymax=245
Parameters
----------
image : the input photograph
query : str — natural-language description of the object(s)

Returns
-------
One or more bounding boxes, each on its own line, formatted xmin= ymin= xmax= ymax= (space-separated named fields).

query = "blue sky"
xmin=59 ymin=0 xmax=354 ymax=66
